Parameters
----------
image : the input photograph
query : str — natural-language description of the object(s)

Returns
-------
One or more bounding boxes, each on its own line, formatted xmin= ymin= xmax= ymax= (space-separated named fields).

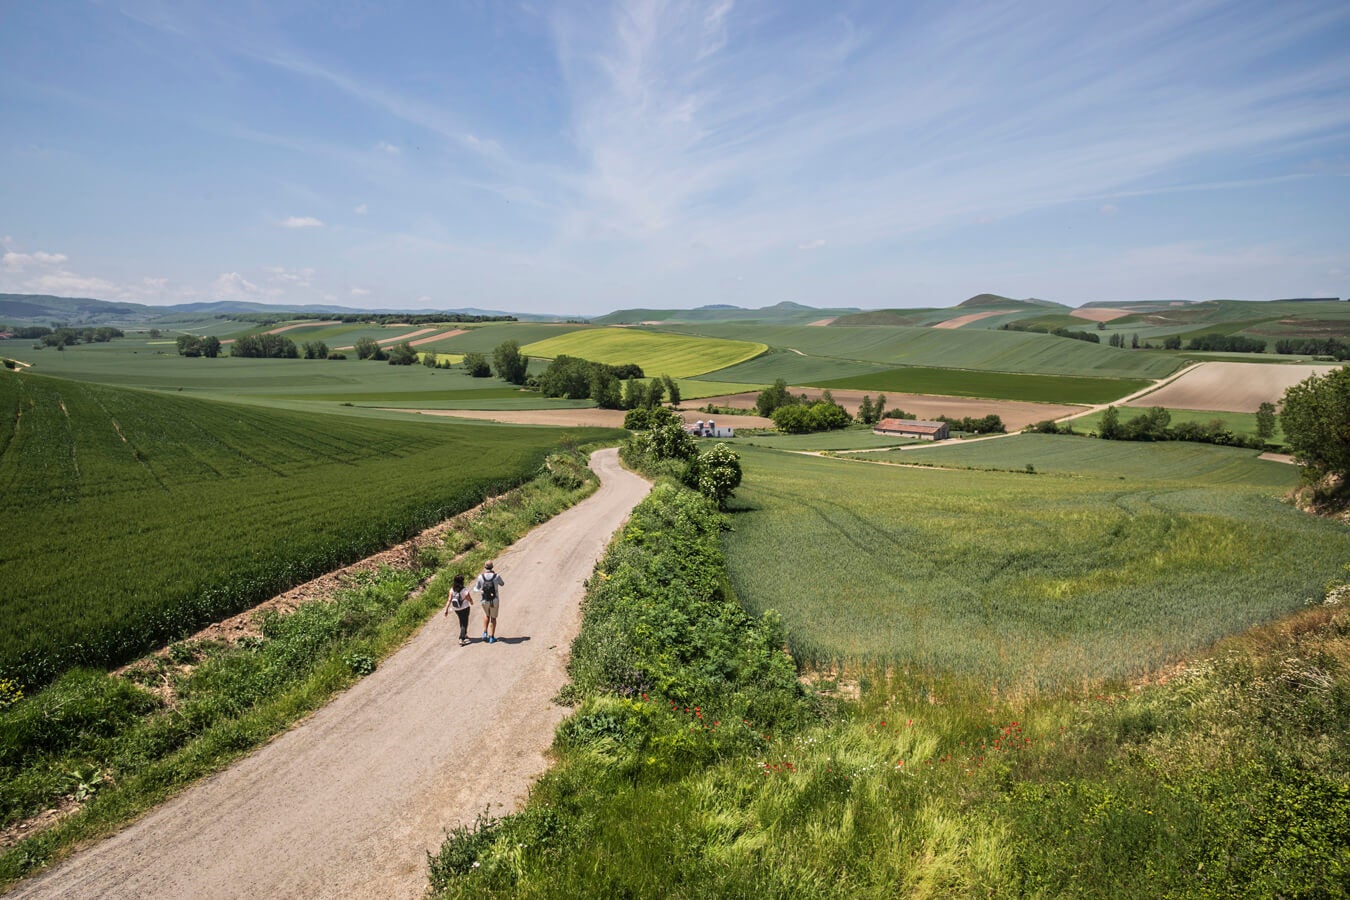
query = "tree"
xmin=1255 ymin=401 xmax=1277 ymax=441
xmin=462 ymin=351 xmax=491 ymax=377
xmin=354 ymin=337 xmax=381 ymax=360
xmin=1131 ymin=333 xmax=1140 ymax=349
xmin=422 ymin=349 xmax=438 ymax=367
xmin=622 ymin=378 xmax=648 ymax=410
xmin=303 ymin=340 xmax=329 ymax=360
xmin=661 ymin=374 xmax=681 ymax=406
xmin=201 ymin=336 xmax=221 ymax=358
xmin=756 ymin=378 xmax=793 ymax=417
xmin=650 ymin=419 xmax=696 ymax=460
xmin=591 ymin=368 xmax=623 ymax=409
xmin=492 ymin=341 xmax=528 ymax=384
xmin=1281 ymin=368 xmax=1350 ymax=480
xmin=386 ymin=342 xmax=418 ymax=365
xmin=857 ymin=395 xmax=875 ymax=425
xmin=1163 ymin=335 xmax=1182 ymax=350
xmin=645 ymin=377 xmax=666 ymax=409
xmin=1099 ymin=405 xmax=1121 ymax=440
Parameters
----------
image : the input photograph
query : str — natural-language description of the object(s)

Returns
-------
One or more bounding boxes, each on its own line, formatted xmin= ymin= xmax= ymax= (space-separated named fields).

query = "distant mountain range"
xmin=0 ymin=294 xmax=567 ymax=326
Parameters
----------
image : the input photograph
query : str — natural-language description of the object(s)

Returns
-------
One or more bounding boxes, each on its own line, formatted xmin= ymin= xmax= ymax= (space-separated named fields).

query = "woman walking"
xmin=443 ymin=573 xmax=474 ymax=645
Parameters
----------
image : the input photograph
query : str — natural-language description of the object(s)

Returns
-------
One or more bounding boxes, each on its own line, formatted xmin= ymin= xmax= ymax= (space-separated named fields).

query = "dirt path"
xmin=11 ymin=449 xmax=651 ymax=900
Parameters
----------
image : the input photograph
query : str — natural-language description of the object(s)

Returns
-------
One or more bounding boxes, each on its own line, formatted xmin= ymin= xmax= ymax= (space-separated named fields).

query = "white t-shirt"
xmin=448 ymin=587 xmax=472 ymax=611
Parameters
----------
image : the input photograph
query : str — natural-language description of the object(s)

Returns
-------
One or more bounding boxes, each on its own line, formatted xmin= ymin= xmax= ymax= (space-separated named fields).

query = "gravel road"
xmin=11 ymin=448 xmax=650 ymax=900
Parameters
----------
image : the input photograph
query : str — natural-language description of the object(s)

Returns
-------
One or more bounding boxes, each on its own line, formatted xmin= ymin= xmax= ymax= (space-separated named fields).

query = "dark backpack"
xmin=481 ymin=573 xmax=499 ymax=601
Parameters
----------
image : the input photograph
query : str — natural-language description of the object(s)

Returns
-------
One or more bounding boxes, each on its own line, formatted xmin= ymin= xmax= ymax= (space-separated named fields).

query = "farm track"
xmin=11 ymin=449 xmax=651 ymax=900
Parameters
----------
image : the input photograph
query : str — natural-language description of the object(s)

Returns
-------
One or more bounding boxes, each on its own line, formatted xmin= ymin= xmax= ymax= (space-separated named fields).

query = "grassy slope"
xmin=721 ymin=439 xmax=1339 ymax=687
xmin=810 ymin=366 xmax=1150 ymax=404
xmin=430 ymin=471 xmax=1350 ymax=898
xmin=669 ymin=323 xmax=1183 ymax=379
xmin=521 ymin=328 xmax=767 ymax=378
xmin=0 ymin=372 xmax=617 ymax=686
xmin=1 ymin=341 xmax=582 ymax=409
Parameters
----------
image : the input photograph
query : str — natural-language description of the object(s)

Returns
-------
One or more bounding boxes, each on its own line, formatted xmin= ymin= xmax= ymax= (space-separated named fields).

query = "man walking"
xmin=475 ymin=561 xmax=504 ymax=643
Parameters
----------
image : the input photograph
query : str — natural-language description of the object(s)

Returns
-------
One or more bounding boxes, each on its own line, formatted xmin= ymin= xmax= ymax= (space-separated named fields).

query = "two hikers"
xmin=445 ymin=561 xmax=505 ymax=645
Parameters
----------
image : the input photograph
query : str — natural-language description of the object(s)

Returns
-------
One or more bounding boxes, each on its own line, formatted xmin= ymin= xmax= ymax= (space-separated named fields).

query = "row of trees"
xmin=15 ymin=326 xmax=124 ymax=348
xmin=176 ymin=335 xmax=222 ymax=357
xmin=1002 ymin=322 xmax=1102 ymax=343
xmin=1274 ymin=337 xmax=1350 ymax=360
xmin=1184 ymin=333 xmax=1267 ymax=353
xmin=1096 ymin=404 xmax=1273 ymax=448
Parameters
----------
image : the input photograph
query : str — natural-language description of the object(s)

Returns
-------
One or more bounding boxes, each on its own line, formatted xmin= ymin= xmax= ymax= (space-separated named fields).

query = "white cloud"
xmin=265 ymin=266 xmax=315 ymax=287
xmin=215 ymin=271 xmax=262 ymax=295
xmin=376 ymin=141 xmax=400 ymax=155
xmin=350 ymin=286 xmax=370 ymax=296
xmin=797 ymin=239 xmax=827 ymax=250
xmin=354 ymin=203 xmax=368 ymax=215
xmin=3 ymin=250 xmax=69 ymax=271
xmin=25 ymin=271 xmax=120 ymax=296
xmin=280 ymin=216 xmax=324 ymax=229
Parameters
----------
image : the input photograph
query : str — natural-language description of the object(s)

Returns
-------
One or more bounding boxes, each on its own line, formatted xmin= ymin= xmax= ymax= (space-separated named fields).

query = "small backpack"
xmin=481 ymin=573 xmax=499 ymax=601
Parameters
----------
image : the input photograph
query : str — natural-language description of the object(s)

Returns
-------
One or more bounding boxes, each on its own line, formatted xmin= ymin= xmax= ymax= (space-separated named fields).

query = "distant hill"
xmin=0 ymin=293 xmax=565 ymax=328
xmin=956 ymin=293 xmax=1067 ymax=310
xmin=593 ymin=302 xmax=860 ymax=326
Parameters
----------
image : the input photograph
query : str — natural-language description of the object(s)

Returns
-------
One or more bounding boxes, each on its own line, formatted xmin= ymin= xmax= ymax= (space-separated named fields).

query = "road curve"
xmin=12 ymin=448 xmax=651 ymax=900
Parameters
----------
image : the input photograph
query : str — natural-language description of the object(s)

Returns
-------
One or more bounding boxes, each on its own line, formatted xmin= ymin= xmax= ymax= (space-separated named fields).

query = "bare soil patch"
xmin=408 ymin=328 xmax=466 ymax=347
xmin=1070 ymin=307 xmax=1132 ymax=323
xmin=692 ymin=389 xmax=1082 ymax=431
xmin=806 ymin=318 xmax=837 ymax=326
xmin=1125 ymin=361 xmax=1339 ymax=412
xmin=932 ymin=310 xmax=1013 ymax=329
xmin=334 ymin=328 xmax=439 ymax=352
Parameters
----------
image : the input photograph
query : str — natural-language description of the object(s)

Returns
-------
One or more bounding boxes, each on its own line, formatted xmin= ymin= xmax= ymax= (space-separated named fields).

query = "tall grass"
xmin=428 ymin=474 xmax=1350 ymax=898
xmin=721 ymin=443 xmax=1344 ymax=689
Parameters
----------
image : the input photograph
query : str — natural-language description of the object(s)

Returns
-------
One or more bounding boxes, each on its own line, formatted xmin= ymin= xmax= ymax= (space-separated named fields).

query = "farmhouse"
xmin=874 ymin=418 xmax=950 ymax=441
xmin=687 ymin=419 xmax=736 ymax=438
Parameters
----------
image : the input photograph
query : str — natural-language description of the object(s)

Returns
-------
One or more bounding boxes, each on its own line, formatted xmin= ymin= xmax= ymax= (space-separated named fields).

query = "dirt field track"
xmin=932 ymin=310 xmax=1012 ymax=329
xmin=1125 ymin=362 xmax=1340 ymax=412
xmin=692 ymin=389 xmax=1082 ymax=430
xmin=1070 ymin=307 xmax=1132 ymax=323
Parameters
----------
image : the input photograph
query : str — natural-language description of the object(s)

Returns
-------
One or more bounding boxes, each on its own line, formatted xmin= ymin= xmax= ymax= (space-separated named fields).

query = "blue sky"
xmin=2 ymin=0 xmax=1348 ymax=316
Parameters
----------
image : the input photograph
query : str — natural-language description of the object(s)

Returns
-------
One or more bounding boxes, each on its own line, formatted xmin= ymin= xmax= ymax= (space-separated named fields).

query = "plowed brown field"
xmin=1125 ymin=361 xmax=1340 ymax=412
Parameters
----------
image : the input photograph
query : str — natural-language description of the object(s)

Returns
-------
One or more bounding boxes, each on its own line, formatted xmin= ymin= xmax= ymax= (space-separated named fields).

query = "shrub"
xmin=461 ymin=352 xmax=491 ymax=377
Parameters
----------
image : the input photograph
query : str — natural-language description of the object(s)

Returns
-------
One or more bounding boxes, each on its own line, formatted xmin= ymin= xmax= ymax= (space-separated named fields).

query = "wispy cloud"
xmin=280 ymin=216 xmax=324 ymax=229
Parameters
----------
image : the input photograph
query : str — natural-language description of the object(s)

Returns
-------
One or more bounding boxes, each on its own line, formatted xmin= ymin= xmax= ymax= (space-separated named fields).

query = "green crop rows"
xmin=521 ymin=328 xmax=767 ymax=378
xmin=0 ymin=373 xmax=615 ymax=688
xmin=659 ymin=323 xmax=1185 ymax=379
xmin=720 ymin=441 xmax=1342 ymax=689
xmin=809 ymin=366 xmax=1150 ymax=404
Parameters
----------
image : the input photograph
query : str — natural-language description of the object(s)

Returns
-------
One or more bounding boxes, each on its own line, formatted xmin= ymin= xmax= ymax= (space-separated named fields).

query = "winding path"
xmin=12 ymin=449 xmax=650 ymax=900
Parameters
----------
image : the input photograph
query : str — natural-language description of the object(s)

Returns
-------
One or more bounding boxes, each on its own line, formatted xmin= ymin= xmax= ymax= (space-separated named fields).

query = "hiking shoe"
xmin=482 ymin=631 xmax=489 ymax=640
xmin=488 ymin=636 xmax=496 ymax=644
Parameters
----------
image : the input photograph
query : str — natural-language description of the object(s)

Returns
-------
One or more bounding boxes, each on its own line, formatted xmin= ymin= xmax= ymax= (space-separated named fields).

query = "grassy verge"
xmin=427 ymin=472 xmax=1350 ymax=896
xmin=0 ymin=449 xmax=606 ymax=889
